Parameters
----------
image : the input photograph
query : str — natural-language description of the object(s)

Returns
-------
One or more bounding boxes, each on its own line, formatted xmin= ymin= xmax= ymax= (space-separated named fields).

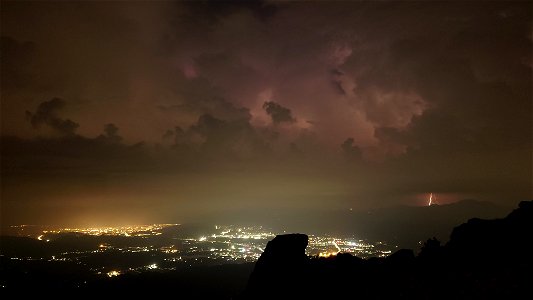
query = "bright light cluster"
xmin=107 ymin=270 xmax=120 ymax=277
xmin=42 ymin=224 xmax=179 ymax=237
xmin=7 ymin=223 xmax=397 ymax=278
xmin=305 ymin=235 xmax=389 ymax=258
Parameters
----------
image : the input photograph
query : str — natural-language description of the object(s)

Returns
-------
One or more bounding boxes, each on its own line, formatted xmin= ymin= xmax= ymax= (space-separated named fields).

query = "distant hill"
xmin=345 ymin=199 xmax=508 ymax=249
xmin=218 ymin=199 xmax=509 ymax=250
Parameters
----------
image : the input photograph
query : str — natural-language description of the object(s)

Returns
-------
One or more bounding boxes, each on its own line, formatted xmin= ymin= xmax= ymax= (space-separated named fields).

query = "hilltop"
xmin=241 ymin=201 xmax=533 ymax=299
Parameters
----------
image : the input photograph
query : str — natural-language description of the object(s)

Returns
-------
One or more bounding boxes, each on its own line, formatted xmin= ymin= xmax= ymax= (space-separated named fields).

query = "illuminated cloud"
xmin=0 ymin=1 xmax=530 ymax=225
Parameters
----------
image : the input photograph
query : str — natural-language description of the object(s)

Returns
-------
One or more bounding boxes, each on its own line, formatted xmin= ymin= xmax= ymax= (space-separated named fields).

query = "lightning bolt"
xmin=428 ymin=193 xmax=433 ymax=206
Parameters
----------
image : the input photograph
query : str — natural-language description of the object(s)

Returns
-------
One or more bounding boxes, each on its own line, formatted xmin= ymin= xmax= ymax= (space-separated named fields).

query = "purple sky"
xmin=1 ymin=1 xmax=531 ymax=226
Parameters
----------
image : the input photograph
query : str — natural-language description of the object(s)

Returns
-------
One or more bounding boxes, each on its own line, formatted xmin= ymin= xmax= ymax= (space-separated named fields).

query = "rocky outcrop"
xmin=447 ymin=200 xmax=533 ymax=265
xmin=242 ymin=201 xmax=533 ymax=299
xmin=244 ymin=234 xmax=309 ymax=299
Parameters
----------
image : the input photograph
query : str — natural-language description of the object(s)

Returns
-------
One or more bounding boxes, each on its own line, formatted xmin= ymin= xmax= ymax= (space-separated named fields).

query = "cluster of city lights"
xmin=5 ymin=223 xmax=396 ymax=278
xmin=41 ymin=224 xmax=179 ymax=237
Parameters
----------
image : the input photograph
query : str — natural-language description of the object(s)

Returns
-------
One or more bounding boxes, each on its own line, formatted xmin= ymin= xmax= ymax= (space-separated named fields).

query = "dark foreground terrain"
xmin=0 ymin=256 xmax=254 ymax=297
xmin=242 ymin=201 xmax=533 ymax=299
xmin=1 ymin=201 xmax=531 ymax=298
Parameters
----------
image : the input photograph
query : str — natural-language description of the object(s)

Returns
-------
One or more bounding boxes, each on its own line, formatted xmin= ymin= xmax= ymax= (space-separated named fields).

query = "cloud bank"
xmin=1 ymin=1 xmax=530 ymax=225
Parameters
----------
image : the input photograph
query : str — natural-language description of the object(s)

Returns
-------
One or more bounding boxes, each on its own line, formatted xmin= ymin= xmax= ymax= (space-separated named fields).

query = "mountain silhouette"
xmin=346 ymin=199 xmax=508 ymax=249
xmin=241 ymin=200 xmax=532 ymax=299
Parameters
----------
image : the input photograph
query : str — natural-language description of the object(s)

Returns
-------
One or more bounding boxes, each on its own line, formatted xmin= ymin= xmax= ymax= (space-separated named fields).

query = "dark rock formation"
xmin=242 ymin=201 xmax=533 ymax=299
xmin=244 ymin=234 xmax=309 ymax=299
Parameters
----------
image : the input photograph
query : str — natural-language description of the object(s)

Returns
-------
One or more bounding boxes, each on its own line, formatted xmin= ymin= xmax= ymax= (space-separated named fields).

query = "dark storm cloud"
xmin=182 ymin=0 xmax=278 ymax=24
xmin=174 ymin=113 xmax=271 ymax=159
xmin=0 ymin=134 xmax=149 ymax=178
xmin=341 ymin=138 xmax=362 ymax=161
xmin=349 ymin=3 xmax=532 ymax=201
xmin=366 ymin=8 xmax=532 ymax=156
xmin=262 ymin=101 xmax=296 ymax=125
xmin=5 ymin=100 xmax=148 ymax=178
xmin=97 ymin=123 xmax=123 ymax=144
xmin=25 ymin=98 xmax=80 ymax=136
xmin=1 ymin=1 xmax=531 ymax=225
xmin=160 ymin=95 xmax=251 ymax=123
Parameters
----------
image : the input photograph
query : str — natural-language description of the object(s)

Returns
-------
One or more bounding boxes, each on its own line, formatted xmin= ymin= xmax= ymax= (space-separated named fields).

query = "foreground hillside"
xmin=242 ymin=201 xmax=533 ymax=299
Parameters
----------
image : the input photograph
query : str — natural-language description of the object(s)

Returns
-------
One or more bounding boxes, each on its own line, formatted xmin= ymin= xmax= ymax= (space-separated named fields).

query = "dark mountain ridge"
xmin=241 ymin=200 xmax=533 ymax=299
xmin=348 ymin=199 xmax=508 ymax=249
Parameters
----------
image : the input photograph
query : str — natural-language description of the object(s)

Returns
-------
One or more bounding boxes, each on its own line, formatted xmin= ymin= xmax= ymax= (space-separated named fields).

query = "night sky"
xmin=1 ymin=1 xmax=531 ymax=227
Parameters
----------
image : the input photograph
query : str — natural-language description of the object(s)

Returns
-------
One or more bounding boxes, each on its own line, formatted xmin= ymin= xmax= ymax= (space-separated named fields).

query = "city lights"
xmin=107 ymin=270 xmax=121 ymax=277
xmin=9 ymin=223 xmax=395 ymax=277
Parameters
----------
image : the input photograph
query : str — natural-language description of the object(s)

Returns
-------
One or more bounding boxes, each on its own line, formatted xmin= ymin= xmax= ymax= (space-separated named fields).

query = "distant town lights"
xmin=107 ymin=270 xmax=121 ymax=277
xmin=15 ymin=223 xmax=395 ymax=268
